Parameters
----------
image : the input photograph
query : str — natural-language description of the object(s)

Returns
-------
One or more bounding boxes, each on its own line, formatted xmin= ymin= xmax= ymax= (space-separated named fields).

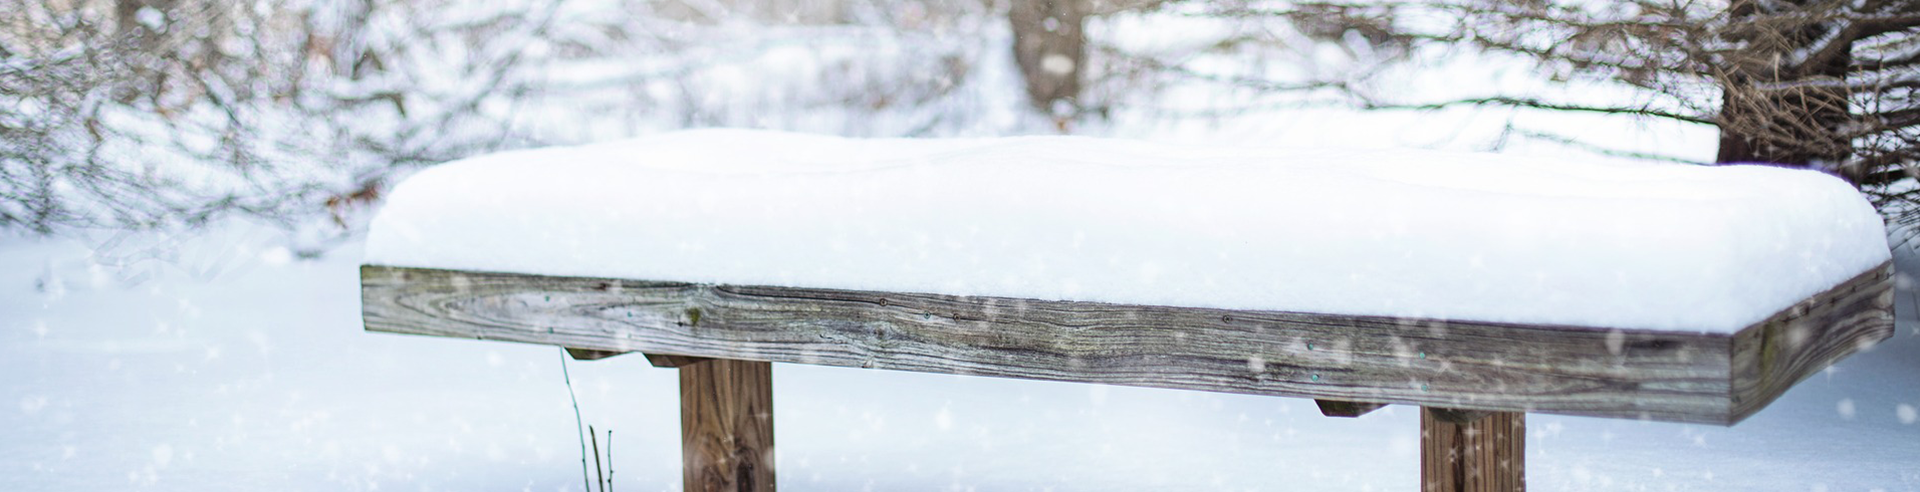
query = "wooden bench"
xmin=359 ymin=129 xmax=1896 ymax=491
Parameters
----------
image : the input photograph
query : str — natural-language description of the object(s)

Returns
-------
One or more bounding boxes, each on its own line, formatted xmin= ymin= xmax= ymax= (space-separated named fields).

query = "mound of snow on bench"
xmin=365 ymin=129 xmax=1888 ymax=333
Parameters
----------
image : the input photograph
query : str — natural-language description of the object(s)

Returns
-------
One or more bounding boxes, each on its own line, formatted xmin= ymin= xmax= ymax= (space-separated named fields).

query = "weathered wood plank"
xmin=1728 ymin=264 xmax=1895 ymax=422
xmin=1422 ymin=408 xmax=1523 ymax=492
xmin=681 ymin=358 xmax=775 ymax=492
xmin=1315 ymin=399 xmax=1388 ymax=418
xmin=360 ymin=261 xmax=1891 ymax=424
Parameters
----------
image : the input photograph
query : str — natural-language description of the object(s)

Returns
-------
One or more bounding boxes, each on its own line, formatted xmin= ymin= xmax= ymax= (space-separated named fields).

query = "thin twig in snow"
xmin=591 ymin=425 xmax=606 ymax=492
xmin=560 ymin=349 xmax=592 ymax=492
xmin=606 ymin=429 xmax=614 ymax=492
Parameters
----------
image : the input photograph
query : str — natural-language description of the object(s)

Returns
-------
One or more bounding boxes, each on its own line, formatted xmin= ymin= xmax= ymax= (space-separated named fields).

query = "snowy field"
xmin=5 ymin=5 xmax=1917 ymax=490
xmin=2 ymin=221 xmax=1917 ymax=491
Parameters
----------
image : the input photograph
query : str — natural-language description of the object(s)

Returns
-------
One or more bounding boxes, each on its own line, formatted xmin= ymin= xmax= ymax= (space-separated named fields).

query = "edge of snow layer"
xmin=364 ymin=128 xmax=1890 ymax=333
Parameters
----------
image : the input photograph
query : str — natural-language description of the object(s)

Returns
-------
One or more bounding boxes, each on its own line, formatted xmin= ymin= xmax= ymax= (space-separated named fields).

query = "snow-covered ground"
xmin=3 ymin=221 xmax=1916 ymax=491
xmin=6 ymin=4 xmax=1916 ymax=490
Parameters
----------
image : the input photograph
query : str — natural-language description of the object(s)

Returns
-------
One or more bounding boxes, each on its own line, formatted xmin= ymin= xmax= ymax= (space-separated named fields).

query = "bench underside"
xmin=361 ymin=261 xmax=1891 ymax=425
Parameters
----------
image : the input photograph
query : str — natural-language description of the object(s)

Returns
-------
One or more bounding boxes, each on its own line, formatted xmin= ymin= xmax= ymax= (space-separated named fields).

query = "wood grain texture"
xmin=681 ymin=359 xmax=775 ymax=492
xmin=1422 ymin=408 xmax=1524 ymax=492
xmin=1728 ymin=264 xmax=1896 ymax=423
xmin=361 ymin=261 xmax=1892 ymax=424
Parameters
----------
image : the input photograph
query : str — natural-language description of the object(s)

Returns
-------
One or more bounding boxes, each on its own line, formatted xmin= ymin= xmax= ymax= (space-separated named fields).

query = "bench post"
xmin=1421 ymin=408 xmax=1524 ymax=492
xmin=679 ymin=358 xmax=775 ymax=492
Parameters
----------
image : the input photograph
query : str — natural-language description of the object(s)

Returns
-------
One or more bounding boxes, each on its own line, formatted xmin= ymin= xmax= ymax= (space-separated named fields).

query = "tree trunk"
xmin=1008 ymin=0 xmax=1087 ymax=117
xmin=1714 ymin=0 xmax=1854 ymax=181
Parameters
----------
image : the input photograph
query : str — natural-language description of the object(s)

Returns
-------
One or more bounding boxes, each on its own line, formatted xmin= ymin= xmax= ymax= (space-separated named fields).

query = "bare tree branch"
xmin=1362 ymin=96 xmax=1715 ymax=125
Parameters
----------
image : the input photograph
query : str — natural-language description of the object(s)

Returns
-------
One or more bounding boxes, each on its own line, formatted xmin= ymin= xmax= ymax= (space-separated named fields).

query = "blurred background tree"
xmin=2 ymin=0 xmax=567 ymax=249
xmin=1197 ymin=0 xmax=1917 ymax=225
xmin=3 ymin=0 xmax=1913 ymax=250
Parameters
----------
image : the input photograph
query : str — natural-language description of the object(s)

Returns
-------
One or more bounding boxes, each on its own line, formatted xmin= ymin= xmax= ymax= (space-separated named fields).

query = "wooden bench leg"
xmin=680 ymin=358 xmax=775 ymax=492
xmin=1421 ymin=408 xmax=1524 ymax=492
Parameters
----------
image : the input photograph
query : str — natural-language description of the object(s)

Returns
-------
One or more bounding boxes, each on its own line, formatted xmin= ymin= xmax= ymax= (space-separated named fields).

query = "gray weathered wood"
xmin=360 ymin=261 xmax=1893 ymax=425
xmin=1728 ymin=264 xmax=1896 ymax=422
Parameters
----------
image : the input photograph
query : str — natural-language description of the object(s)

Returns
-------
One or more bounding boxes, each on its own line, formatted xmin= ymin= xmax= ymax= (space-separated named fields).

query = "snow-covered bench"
xmin=359 ymin=129 xmax=1894 ymax=492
